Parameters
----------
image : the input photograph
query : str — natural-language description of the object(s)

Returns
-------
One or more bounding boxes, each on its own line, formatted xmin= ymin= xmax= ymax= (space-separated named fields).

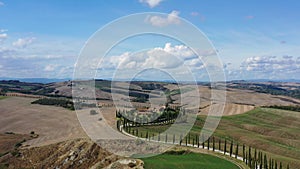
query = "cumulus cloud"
xmin=145 ymin=10 xmax=181 ymax=27
xmin=139 ymin=0 xmax=163 ymax=8
xmin=0 ymin=48 xmax=16 ymax=58
xmin=0 ymin=1 xmax=4 ymax=6
xmin=104 ymin=43 xmax=198 ymax=70
xmin=151 ymin=43 xmax=195 ymax=59
xmin=241 ymin=56 xmax=300 ymax=75
xmin=12 ymin=37 xmax=36 ymax=48
xmin=44 ymin=64 xmax=57 ymax=71
xmin=0 ymin=33 xmax=7 ymax=41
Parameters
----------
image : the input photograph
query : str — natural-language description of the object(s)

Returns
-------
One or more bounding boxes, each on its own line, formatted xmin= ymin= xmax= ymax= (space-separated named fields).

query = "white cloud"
xmin=139 ymin=0 xmax=163 ymax=8
xmin=233 ymin=55 xmax=300 ymax=79
xmin=102 ymin=43 xmax=197 ymax=70
xmin=0 ymin=47 xmax=16 ymax=58
xmin=0 ymin=2 xmax=4 ymax=6
xmin=145 ymin=10 xmax=181 ymax=27
xmin=44 ymin=64 xmax=57 ymax=72
xmin=0 ymin=33 xmax=7 ymax=41
xmin=151 ymin=43 xmax=195 ymax=59
xmin=12 ymin=37 xmax=36 ymax=48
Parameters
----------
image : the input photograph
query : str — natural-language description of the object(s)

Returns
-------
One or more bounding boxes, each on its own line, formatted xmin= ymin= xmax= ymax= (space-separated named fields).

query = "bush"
xmin=90 ymin=110 xmax=98 ymax=115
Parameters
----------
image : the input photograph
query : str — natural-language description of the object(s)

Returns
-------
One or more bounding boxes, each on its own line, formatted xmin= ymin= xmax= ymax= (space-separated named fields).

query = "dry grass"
xmin=0 ymin=97 xmax=86 ymax=147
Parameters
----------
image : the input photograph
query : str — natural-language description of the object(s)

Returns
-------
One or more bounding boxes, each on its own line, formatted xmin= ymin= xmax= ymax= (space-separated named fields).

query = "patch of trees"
xmin=264 ymin=105 xmax=300 ymax=112
xmin=229 ymin=83 xmax=300 ymax=99
xmin=116 ymin=106 xmax=186 ymax=126
xmin=31 ymin=98 xmax=75 ymax=110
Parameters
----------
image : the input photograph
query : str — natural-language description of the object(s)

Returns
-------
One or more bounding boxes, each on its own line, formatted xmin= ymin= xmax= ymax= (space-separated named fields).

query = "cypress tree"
xmin=259 ymin=152 xmax=263 ymax=169
xmin=264 ymin=154 xmax=268 ymax=169
xmin=219 ymin=139 xmax=221 ymax=151
xmin=188 ymin=133 xmax=191 ymax=144
xmin=275 ymin=161 xmax=277 ymax=169
xmin=158 ymin=132 xmax=160 ymax=141
xmin=254 ymin=149 xmax=257 ymax=162
xmin=197 ymin=135 xmax=200 ymax=148
xmin=230 ymin=140 xmax=233 ymax=157
xmin=248 ymin=146 xmax=252 ymax=167
xmin=287 ymin=164 xmax=289 ymax=169
xmin=165 ymin=133 xmax=168 ymax=143
xmin=243 ymin=144 xmax=245 ymax=162
xmin=269 ymin=158 xmax=272 ymax=169
xmin=186 ymin=135 xmax=188 ymax=146
xmin=213 ymin=137 xmax=215 ymax=151
xmin=146 ymin=131 xmax=149 ymax=140
xmin=235 ymin=143 xmax=239 ymax=158
xmin=173 ymin=134 xmax=175 ymax=144
xmin=180 ymin=134 xmax=182 ymax=146
xmin=224 ymin=139 xmax=227 ymax=155
xmin=202 ymin=135 xmax=205 ymax=149
xmin=207 ymin=137 xmax=210 ymax=150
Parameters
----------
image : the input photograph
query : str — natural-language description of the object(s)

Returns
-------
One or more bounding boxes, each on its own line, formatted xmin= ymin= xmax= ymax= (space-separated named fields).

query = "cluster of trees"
xmin=116 ymin=106 xmax=186 ymax=125
xmin=117 ymin=114 xmax=289 ymax=169
xmin=264 ymin=105 xmax=300 ymax=112
xmin=31 ymin=98 xmax=75 ymax=110
xmin=230 ymin=83 xmax=300 ymax=99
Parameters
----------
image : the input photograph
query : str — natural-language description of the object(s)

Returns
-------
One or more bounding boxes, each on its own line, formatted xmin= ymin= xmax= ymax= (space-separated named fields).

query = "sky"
xmin=0 ymin=0 xmax=300 ymax=81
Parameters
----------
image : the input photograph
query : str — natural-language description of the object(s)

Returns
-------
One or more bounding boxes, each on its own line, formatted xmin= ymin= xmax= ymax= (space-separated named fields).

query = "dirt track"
xmin=0 ymin=97 xmax=86 ymax=147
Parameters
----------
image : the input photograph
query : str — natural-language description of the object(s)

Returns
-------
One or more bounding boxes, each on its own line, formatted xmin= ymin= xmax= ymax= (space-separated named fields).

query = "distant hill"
xmin=0 ymin=77 xmax=70 ymax=84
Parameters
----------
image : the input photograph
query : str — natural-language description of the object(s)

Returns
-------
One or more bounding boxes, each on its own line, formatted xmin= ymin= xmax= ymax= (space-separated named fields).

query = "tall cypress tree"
xmin=213 ymin=137 xmax=215 ymax=151
xmin=243 ymin=144 xmax=245 ymax=162
xmin=202 ymin=135 xmax=205 ymax=149
xmin=235 ymin=143 xmax=239 ymax=159
xmin=186 ymin=135 xmax=188 ymax=146
xmin=158 ymin=132 xmax=160 ymax=141
xmin=254 ymin=149 xmax=257 ymax=162
xmin=248 ymin=146 xmax=252 ymax=167
xmin=165 ymin=133 xmax=168 ymax=143
xmin=224 ymin=139 xmax=227 ymax=155
xmin=230 ymin=140 xmax=233 ymax=157
xmin=173 ymin=134 xmax=175 ymax=144
xmin=207 ymin=137 xmax=210 ymax=150
xmin=264 ymin=154 xmax=268 ymax=169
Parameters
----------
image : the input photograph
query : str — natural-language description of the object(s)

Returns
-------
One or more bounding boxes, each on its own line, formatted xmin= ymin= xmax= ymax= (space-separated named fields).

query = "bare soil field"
xmin=0 ymin=97 xmax=86 ymax=147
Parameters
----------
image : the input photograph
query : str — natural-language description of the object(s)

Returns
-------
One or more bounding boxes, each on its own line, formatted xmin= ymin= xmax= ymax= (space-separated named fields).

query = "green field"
xmin=143 ymin=152 xmax=239 ymax=169
xmin=131 ymin=108 xmax=300 ymax=168
xmin=0 ymin=96 xmax=7 ymax=100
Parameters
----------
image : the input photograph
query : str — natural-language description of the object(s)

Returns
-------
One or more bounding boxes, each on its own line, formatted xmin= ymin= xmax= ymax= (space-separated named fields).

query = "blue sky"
xmin=0 ymin=0 xmax=300 ymax=80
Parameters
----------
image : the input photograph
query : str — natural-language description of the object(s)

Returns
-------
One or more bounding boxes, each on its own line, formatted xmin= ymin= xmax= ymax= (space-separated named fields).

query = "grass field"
xmin=143 ymin=152 xmax=240 ymax=169
xmin=0 ymin=96 xmax=7 ymax=100
xmin=131 ymin=107 xmax=300 ymax=168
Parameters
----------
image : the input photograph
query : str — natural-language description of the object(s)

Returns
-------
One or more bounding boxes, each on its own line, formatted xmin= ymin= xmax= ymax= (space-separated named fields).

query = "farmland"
xmin=143 ymin=151 xmax=240 ymax=169
xmin=130 ymin=107 xmax=300 ymax=168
